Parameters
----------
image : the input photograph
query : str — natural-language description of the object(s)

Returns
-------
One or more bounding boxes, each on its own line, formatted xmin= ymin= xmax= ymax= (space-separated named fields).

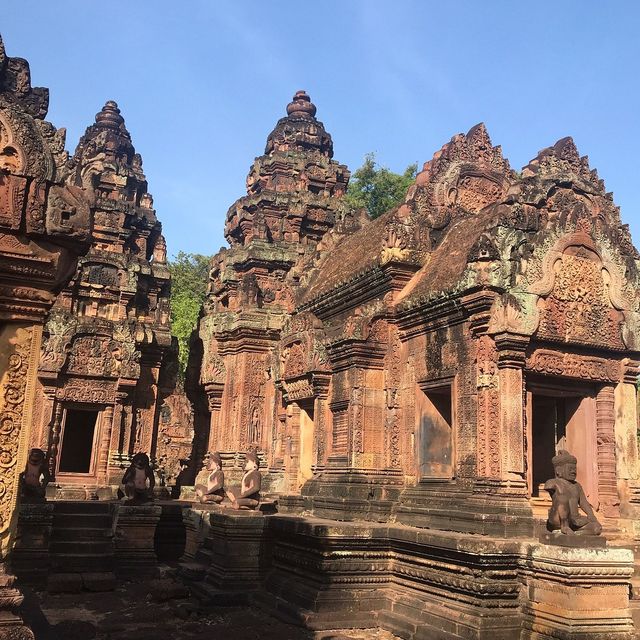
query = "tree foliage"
xmin=168 ymin=251 xmax=211 ymax=380
xmin=345 ymin=153 xmax=418 ymax=219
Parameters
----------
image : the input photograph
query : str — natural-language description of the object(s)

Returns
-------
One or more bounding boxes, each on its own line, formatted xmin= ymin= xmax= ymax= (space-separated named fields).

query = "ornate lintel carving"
xmin=526 ymin=348 xmax=621 ymax=383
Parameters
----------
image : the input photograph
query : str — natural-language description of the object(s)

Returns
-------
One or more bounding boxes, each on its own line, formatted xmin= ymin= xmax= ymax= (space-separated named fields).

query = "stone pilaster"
xmin=614 ymin=360 xmax=640 ymax=516
xmin=596 ymin=384 xmax=620 ymax=518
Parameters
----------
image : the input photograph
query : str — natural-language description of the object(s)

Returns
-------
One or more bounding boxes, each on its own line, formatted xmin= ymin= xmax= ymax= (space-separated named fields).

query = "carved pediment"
xmin=402 ymin=124 xmax=515 ymax=250
xmin=64 ymin=321 xmax=140 ymax=379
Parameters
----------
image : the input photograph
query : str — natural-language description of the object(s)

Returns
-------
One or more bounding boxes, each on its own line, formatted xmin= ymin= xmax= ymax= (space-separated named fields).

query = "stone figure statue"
xmin=19 ymin=448 xmax=50 ymax=503
xmin=122 ymin=452 xmax=155 ymax=504
xmin=226 ymin=451 xmax=261 ymax=510
xmin=195 ymin=452 xmax=225 ymax=504
xmin=545 ymin=450 xmax=602 ymax=536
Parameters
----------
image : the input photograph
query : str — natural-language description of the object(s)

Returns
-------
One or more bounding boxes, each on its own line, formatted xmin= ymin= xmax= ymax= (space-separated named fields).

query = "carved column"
xmin=312 ymin=373 xmax=330 ymax=471
xmin=37 ymin=386 xmax=55 ymax=449
xmin=97 ymin=404 xmax=115 ymax=485
xmin=47 ymin=400 xmax=64 ymax=480
xmin=596 ymin=384 xmax=620 ymax=517
xmin=108 ymin=392 xmax=128 ymax=481
xmin=0 ymin=323 xmax=42 ymax=557
xmin=492 ymin=332 xmax=529 ymax=493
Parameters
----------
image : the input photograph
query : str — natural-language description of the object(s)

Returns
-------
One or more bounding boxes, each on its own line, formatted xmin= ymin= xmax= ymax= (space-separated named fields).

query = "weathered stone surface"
xmin=47 ymin=572 xmax=83 ymax=594
xmin=113 ymin=505 xmax=161 ymax=577
xmin=205 ymin=509 xmax=269 ymax=595
xmin=521 ymin=544 xmax=635 ymax=639
xmin=81 ymin=572 xmax=117 ymax=592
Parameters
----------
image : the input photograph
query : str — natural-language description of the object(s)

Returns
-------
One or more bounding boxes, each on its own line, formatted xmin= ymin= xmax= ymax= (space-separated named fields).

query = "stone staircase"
xmin=47 ymin=502 xmax=116 ymax=592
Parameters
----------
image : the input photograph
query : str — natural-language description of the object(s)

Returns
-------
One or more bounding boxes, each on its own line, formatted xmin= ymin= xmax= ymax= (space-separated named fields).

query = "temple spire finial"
xmin=95 ymin=100 xmax=124 ymax=129
xmin=286 ymin=90 xmax=317 ymax=119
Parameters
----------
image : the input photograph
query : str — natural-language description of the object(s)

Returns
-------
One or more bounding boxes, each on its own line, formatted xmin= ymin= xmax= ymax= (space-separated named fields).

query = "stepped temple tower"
xmin=30 ymin=101 xmax=172 ymax=497
xmin=191 ymin=96 xmax=640 ymax=638
xmin=192 ymin=91 xmax=364 ymax=486
xmin=0 ymin=36 xmax=92 ymax=636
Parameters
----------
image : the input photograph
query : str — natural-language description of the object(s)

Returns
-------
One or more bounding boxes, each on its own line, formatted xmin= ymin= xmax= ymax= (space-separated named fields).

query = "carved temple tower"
xmin=31 ymin=101 xmax=172 ymax=497
xmin=194 ymin=91 xmax=360 ymax=487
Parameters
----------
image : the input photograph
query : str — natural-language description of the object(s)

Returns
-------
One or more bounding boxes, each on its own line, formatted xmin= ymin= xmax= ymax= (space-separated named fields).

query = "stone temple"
xmin=2 ymin=33 xmax=640 ymax=640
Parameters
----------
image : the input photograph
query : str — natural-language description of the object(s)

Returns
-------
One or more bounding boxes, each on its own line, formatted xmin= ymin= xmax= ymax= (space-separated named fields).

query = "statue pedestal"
xmin=186 ymin=509 xmax=268 ymax=604
xmin=522 ymin=544 xmax=635 ymax=639
xmin=12 ymin=503 xmax=54 ymax=583
xmin=181 ymin=506 xmax=214 ymax=562
xmin=539 ymin=531 xmax=607 ymax=548
xmin=114 ymin=505 xmax=161 ymax=578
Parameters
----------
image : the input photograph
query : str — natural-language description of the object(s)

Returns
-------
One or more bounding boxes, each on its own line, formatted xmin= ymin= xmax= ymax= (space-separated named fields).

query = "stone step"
xmin=51 ymin=527 xmax=113 ymax=542
xmin=177 ymin=562 xmax=208 ymax=582
xmin=53 ymin=513 xmax=112 ymax=529
xmin=47 ymin=571 xmax=116 ymax=593
xmin=50 ymin=553 xmax=114 ymax=573
xmin=188 ymin=580 xmax=248 ymax=606
xmin=631 ymin=598 xmax=640 ymax=631
xmin=50 ymin=540 xmax=113 ymax=555
xmin=194 ymin=548 xmax=212 ymax=565
xmin=53 ymin=501 xmax=112 ymax=514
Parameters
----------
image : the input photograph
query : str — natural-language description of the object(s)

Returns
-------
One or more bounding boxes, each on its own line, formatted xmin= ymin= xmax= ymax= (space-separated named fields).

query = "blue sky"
xmin=4 ymin=1 xmax=639 ymax=257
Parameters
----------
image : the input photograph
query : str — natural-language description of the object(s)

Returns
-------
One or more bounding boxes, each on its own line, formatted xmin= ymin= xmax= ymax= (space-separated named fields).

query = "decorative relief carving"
xmin=64 ymin=322 xmax=140 ymax=379
xmin=239 ymin=353 xmax=266 ymax=447
xmin=537 ymin=247 xmax=624 ymax=349
xmin=0 ymin=326 xmax=34 ymax=554
xmin=56 ymin=380 xmax=115 ymax=404
xmin=284 ymin=342 xmax=305 ymax=379
xmin=67 ymin=335 xmax=117 ymax=377
xmin=476 ymin=335 xmax=499 ymax=478
xmin=526 ymin=349 xmax=620 ymax=382
xmin=39 ymin=309 xmax=76 ymax=373
xmin=385 ymin=327 xmax=402 ymax=469
xmin=283 ymin=377 xmax=315 ymax=401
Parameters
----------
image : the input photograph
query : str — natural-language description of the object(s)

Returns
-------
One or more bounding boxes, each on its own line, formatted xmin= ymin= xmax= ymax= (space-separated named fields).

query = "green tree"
xmin=345 ymin=153 xmax=418 ymax=219
xmin=168 ymin=251 xmax=211 ymax=380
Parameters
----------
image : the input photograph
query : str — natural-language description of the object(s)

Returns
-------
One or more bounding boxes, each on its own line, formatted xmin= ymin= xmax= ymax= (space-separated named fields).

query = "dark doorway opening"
xmin=531 ymin=395 xmax=572 ymax=495
xmin=528 ymin=379 xmax=597 ymax=503
xmin=417 ymin=384 xmax=454 ymax=479
xmin=59 ymin=409 xmax=99 ymax=473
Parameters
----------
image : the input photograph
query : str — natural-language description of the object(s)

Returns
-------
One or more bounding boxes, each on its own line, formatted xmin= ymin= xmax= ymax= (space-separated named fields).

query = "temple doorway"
xmin=58 ymin=407 xmax=100 ymax=475
xmin=298 ymin=400 xmax=315 ymax=484
xmin=416 ymin=382 xmax=454 ymax=479
xmin=527 ymin=379 xmax=598 ymax=503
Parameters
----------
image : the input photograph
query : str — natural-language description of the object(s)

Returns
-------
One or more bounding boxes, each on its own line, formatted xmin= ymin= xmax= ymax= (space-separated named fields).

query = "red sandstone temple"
xmin=188 ymin=91 xmax=640 ymax=637
xmin=193 ymin=91 xmax=640 ymax=532
xmin=2 ymin=32 xmax=640 ymax=640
